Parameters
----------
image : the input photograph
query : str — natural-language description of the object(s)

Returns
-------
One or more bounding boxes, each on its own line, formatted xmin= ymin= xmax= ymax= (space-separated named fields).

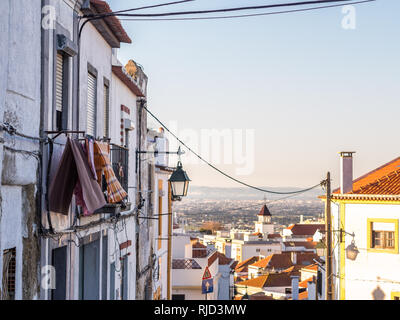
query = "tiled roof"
xmin=87 ymin=0 xmax=132 ymax=45
xmin=172 ymin=259 xmax=201 ymax=270
xmin=192 ymin=242 xmax=207 ymax=249
xmin=286 ymin=224 xmax=325 ymax=236
xmin=298 ymin=291 xmax=308 ymax=300
xmin=216 ymin=252 xmax=234 ymax=266
xmin=237 ymin=273 xmax=292 ymax=288
xmin=267 ymin=233 xmax=282 ymax=239
xmin=249 ymin=252 xmax=321 ymax=271
xmin=258 ymin=204 xmax=272 ymax=216
xmin=208 ymin=251 xmax=218 ymax=266
xmin=301 ymin=263 xmax=318 ymax=272
xmin=235 ymin=256 xmax=261 ymax=273
xmin=192 ymin=241 xmax=208 ymax=258
xmin=283 ymin=241 xmax=317 ymax=249
xmin=249 ymin=253 xmax=292 ymax=270
xmin=299 ymin=277 xmax=313 ymax=288
xmin=112 ymin=66 xmax=145 ymax=97
xmin=332 ymin=156 xmax=400 ymax=196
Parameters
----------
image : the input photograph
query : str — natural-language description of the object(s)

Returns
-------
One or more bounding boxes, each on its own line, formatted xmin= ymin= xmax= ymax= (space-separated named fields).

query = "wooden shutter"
xmin=103 ymin=84 xmax=109 ymax=138
xmin=87 ymin=72 xmax=97 ymax=137
xmin=55 ymin=53 xmax=64 ymax=113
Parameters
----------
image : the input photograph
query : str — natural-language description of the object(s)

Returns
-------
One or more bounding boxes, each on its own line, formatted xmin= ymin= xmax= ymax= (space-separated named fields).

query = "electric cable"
xmin=83 ymin=0 xmax=196 ymax=19
xmin=95 ymin=0 xmax=368 ymax=19
xmin=143 ymin=104 xmax=324 ymax=195
xmin=119 ymin=0 xmax=374 ymax=21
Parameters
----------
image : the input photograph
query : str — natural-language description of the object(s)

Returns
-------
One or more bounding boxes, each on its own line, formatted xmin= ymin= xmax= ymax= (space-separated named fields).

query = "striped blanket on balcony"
xmin=93 ymin=141 xmax=128 ymax=204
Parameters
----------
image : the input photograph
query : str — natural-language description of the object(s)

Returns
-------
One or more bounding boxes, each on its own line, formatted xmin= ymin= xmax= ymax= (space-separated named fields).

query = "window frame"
xmin=391 ymin=292 xmax=400 ymax=300
xmin=367 ymin=218 xmax=398 ymax=254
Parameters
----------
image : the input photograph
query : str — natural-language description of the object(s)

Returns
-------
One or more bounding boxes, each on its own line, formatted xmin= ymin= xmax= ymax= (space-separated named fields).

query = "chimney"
xmin=339 ymin=152 xmax=355 ymax=194
xmin=291 ymin=276 xmax=299 ymax=300
xmin=307 ymin=281 xmax=316 ymax=300
xmin=291 ymin=251 xmax=297 ymax=265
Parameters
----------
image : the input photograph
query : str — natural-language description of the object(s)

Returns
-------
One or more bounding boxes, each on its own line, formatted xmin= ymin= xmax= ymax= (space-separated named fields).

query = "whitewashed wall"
xmin=338 ymin=202 xmax=400 ymax=300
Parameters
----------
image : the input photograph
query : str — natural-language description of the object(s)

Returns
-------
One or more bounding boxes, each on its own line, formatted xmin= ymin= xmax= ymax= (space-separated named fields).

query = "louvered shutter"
xmin=55 ymin=53 xmax=64 ymax=112
xmin=87 ymin=73 xmax=97 ymax=137
xmin=103 ymin=84 xmax=109 ymax=138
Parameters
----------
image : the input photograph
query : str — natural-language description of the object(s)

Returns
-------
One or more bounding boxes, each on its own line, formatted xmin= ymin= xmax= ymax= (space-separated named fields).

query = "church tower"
xmin=254 ymin=204 xmax=274 ymax=236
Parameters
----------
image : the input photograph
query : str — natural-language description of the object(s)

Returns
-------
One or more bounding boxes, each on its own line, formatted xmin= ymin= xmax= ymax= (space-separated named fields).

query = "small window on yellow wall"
xmin=367 ymin=218 xmax=399 ymax=254
xmin=391 ymin=292 xmax=400 ymax=300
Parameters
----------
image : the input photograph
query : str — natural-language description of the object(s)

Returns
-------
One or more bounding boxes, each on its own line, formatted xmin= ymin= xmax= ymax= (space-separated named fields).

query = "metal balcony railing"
xmin=110 ymin=144 xmax=129 ymax=193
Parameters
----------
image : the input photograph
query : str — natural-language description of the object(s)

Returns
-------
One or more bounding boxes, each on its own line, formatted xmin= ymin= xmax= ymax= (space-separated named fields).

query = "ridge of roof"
xmin=332 ymin=156 xmax=400 ymax=194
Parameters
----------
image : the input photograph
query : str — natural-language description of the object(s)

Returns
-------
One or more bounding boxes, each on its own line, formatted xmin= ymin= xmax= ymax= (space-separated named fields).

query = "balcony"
xmin=110 ymin=143 xmax=129 ymax=192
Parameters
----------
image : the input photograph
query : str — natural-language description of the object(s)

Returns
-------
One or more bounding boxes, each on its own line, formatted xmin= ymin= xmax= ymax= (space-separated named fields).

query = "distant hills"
xmin=186 ymin=185 xmax=324 ymax=201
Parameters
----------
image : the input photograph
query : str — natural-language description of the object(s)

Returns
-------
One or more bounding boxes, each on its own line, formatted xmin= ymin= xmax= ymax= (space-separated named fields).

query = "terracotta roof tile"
xmin=285 ymin=224 xmax=324 ymax=236
xmin=283 ymin=241 xmax=317 ymax=249
xmin=237 ymin=273 xmax=292 ymax=288
xmin=249 ymin=252 xmax=320 ymax=270
xmin=299 ymin=277 xmax=313 ymax=288
xmin=298 ymin=291 xmax=308 ymax=300
xmin=332 ymin=156 xmax=400 ymax=195
xmin=267 ymin=233 xmax=282 ymax=239
xmin=216 ymin=252 xmax=234 ymax=266
xmin=89 ymin=0 xmax=132 ymax=44
xmin=235 ymin=256 xmax=261 ymax=273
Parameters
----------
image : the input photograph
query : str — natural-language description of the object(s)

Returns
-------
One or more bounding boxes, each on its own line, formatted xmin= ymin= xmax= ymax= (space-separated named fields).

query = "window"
xmin=392 ymin=292 xmax=400 ymax=300
xmin=87 ymin=68 xmax=97 ymax=137
xmin=79 ymin=239 xmax=100 ymax=300
xmin=367 ymin=218 xmax=398 ymax=254
xmin=55 ymin=52 xmax=68 ymax=131
xmin=52 ymin=246 xmax=67 ymax=300
xmin=2 ymin=248 xmax=16 ymax=300
xmin=121 ymin=255 xmax=128 ymax=300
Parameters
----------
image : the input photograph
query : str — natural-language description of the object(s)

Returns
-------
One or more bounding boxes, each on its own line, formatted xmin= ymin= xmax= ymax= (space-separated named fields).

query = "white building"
xmin=213 ymin=205 xmax=282 ymax=263
xmin=171 ymin=235 xmax=220 ymax=300
xmin=0 ymin=0 xmax=42 ymax=300
xmin=325 ymin=152 xmax=400 ymax=300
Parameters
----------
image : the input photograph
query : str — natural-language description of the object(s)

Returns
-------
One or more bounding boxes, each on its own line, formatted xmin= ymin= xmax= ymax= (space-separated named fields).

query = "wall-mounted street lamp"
xmin=316 ymin=229 xmax=359 ymax=261
xmin=169 ymin=160 xmax=191 ymax=200
xmin=345 ymin=240 xmax=359 ymax=261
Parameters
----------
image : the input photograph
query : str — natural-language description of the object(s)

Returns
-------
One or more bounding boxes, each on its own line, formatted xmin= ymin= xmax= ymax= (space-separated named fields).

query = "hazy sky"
xmin=107 ymin=0 xmax=400 ymax=191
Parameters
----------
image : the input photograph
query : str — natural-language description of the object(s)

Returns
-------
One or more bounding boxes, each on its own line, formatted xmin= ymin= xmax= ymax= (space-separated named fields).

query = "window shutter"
xmin=55 ymin=53 xmax=64 ymax=113
xmin=103 ymin=84 xmax=109 ymax=138
xmin=87 ymin=72 xmax=97 ymax=137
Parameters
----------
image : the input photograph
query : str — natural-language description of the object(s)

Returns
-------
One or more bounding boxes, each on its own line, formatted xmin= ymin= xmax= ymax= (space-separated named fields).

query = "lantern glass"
xmin=316 ymin=247 xmax=325 ymax=257
xmin=171 ymin=181 xmax=188 ymax=197
xmin=346 ymin=241 xmax=359 ymax=261
xmin=315 ymin=241 xmax=326 ymax=257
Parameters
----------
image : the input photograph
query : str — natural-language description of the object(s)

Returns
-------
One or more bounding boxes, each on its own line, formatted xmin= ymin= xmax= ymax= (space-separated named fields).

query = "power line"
xmin=103 ymin=0 xmax=364 ymax=17
xmin=119 ymin=0 xmax=374 ymax=22
xmin=143 ymin=104 xmax=324 ymax=195
xmin=101 ymin=0 xmax=364 ymax=19
xmin=82 ymin=0 xmax=196 ymax=19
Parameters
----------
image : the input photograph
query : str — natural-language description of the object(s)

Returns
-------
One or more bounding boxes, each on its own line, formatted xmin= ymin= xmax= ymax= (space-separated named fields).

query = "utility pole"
xmin=325 ymin=172 xmax=333 ymax=300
